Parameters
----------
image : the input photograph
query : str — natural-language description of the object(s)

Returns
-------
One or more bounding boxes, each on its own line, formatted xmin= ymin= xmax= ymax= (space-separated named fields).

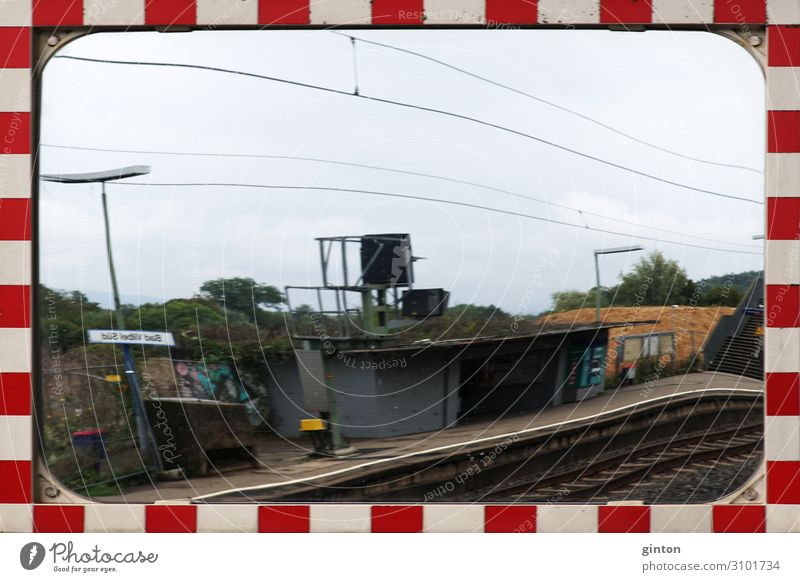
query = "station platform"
xmin=98 ymin=371 xmax=762 ymax=503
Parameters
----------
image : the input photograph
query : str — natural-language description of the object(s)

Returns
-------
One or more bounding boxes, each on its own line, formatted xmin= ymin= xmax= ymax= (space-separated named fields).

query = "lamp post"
xmin=41 ymin=166 xmax=163 ymax=472
xmin=593 ymin=245 xmax=645 ymax=322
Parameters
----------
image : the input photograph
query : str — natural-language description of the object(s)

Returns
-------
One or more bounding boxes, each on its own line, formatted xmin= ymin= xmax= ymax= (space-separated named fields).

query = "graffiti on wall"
xmin=173 ymin=360 xmax=247 ymax=402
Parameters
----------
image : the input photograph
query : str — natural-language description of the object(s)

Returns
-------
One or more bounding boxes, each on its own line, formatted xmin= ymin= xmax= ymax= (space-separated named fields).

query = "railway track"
xmin=479 ymin=422 xmax=762 ymax=502
xmin=196 ymin=389 xmax=762 ymax=503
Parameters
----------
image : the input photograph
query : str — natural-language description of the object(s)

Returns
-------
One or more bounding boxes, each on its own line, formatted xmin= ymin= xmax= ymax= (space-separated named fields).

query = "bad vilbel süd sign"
xmin=87 ymin=329 xmax=176 ymax=347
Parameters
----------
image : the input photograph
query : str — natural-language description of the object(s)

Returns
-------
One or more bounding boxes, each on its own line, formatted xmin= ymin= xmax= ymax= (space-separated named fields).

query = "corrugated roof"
xmin=342 ymin=320 xmax=655 ymax=354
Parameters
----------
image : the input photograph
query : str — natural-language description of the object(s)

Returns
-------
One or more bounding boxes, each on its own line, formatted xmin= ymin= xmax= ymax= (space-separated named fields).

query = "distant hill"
xmin=695 ymin=271 xmax=760 ymax=294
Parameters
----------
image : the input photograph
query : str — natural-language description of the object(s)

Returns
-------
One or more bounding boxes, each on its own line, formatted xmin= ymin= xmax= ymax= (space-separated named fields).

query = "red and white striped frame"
xmin=0 ymin=0 xmax=798 ymax=534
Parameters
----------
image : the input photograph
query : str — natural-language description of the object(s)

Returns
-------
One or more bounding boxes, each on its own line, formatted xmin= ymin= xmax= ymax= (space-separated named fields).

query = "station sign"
xmin=87 ymin=329 xmax=176 ymax=347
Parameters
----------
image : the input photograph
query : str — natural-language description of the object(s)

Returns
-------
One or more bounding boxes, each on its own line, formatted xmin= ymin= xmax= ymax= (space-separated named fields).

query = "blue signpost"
xmin=41 ymin=166 xmax=167 ymax=473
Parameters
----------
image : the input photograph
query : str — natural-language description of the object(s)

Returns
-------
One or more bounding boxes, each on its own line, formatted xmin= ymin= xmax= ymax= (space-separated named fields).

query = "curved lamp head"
xmin=41 ymin=165 xmax=151 ymax=184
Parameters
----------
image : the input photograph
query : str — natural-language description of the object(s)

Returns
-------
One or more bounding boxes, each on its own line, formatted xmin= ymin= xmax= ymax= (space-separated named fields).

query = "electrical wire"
xmin=40 ymin=142 xmax=760 ymax=250
xmin=105 ymin=180 xmax=763 ymax=256
xmin=52 ymin=54 xmax=763 ymax=206
xmin=335 ymin=32 xmax=763 ymax=175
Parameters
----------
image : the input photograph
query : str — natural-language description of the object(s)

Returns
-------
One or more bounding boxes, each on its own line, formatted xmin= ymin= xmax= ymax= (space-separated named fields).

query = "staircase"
xmin=706 ymin=314 xmax=763 ymax=379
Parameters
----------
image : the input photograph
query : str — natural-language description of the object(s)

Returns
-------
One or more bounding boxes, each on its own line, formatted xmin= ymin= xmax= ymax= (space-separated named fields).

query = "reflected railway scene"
xmin=37 ymin=29 xmax=764 ymax=504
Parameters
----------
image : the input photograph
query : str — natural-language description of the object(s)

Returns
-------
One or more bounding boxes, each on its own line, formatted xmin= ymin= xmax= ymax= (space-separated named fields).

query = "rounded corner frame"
xmin=0 ymin=0 xmax=799 ymax=534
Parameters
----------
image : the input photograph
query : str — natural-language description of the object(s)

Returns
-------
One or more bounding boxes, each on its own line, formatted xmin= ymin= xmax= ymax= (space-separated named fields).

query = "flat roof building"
xmin=265 ymin=323 xmax=618 ymax=439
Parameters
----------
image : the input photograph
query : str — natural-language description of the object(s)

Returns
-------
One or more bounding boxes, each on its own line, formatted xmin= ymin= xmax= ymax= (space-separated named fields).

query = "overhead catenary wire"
xmin=40 ymin=142 xmax=761 ymax=251
xmin=105 ymin=180 xmax=763 ymax=256
xmin=52 ymin=54 xmax=763 ymax=206
xmin=335 ymin=32 xmax=763 ymax=175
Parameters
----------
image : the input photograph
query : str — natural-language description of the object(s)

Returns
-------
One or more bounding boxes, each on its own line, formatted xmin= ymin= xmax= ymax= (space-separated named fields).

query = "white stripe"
xmin=423 ymin=505 xmax=484 ymax=532
xmin=0 ymin=504 xmax=32 ymax=532
xmin=197 ymin=504 xmax=258 ymax=532
xmin=765 ymin=240 xmax=800 ymax=285
xmin=424 ymin=0 xmax=485 ymax=24
xmin=0 ymin=240 xmax=31 ymax=284
xmin=84 ymin=505 xmax=146 ymax=533
xmin=652 ymin=0 xmax=712 ymax=24
xmin=767 ymin=153 xmax=800 ymax=198
xmin=0 ymin=68 xmax=29 ymax=112
xmin=766 ymin=504 xmax=800 ymax=532
xmin=765 ymin=415 xmax=800 ymax=461
xmin=309 ymin=504 xmax=371 ymax=533
xmin=84 ymin=0 xmax=145 ymax=25
xmin=0 ymin=0 xmax=31 ymax=26
xmin=768 ymin=0 xmax=800 ymax=24
xmin=768 ymin=67 xmax=800 ymax=111
xmin=0 ymin=415 xmax=30 ymax=460
xmin=309 ymin=0 xmax=371 ymax=25
xmin=650 ymin=505 xmax=712 ymax=532
xmin=0 ymin=328 xmax=30 ymax=373
xmin=538 ymin=0 xmax=599 ymax=24
xmin=196 ymin=0 xmax=258 ymax=26
xmin=0 ymin=154 xmax=29 ymax=198
xmin=765 ymin=327 xmax=800 ymax=373
xmin=536 ymin=505 xmax=598 ymax=533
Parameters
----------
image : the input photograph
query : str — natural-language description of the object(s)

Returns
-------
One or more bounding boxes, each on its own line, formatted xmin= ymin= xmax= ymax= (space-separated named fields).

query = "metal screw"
xmin=743 ymin=487 xmax=758 ymax=501
xmin=46 ymin=35 xmax=59 ymax=47
xmin=748 ymin=35 xmax=762 ymax=47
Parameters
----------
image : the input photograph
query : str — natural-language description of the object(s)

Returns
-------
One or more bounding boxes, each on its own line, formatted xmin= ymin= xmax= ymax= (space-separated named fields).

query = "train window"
xmin=38 ymin=29 xmax=764 ymax=504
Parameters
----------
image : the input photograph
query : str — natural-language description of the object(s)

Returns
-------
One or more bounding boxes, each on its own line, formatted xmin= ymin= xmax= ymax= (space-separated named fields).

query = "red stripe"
xmin=371 ymin=506 xmax=423 ymax=533
xmin=484 ymin=505 xmax=537 ymax=533
xmin=766 ymin=285 xmax=800 ymax=328
xmin=0 ymin=373 xmax=30 ymax=415
xmin=372 ymin=0 xmax=424 ymax=24
xmin=767 ymin=197 xmax=800 ymax=240
xmin=767 ymin=461 xmax=800 ymax=504
xmin=0 ymin=198 xmax=31 ymax=241
xmin=0 ymin=112 xmax=30 ymax=155
xmin=714 ymin=0 xmax=765 ymax=24
xmin=0 ymin=460 xmax=31 ymax=503
xmin=145 ymin=505 xmax=197 ymax=532
xmin=598 ymin=505 xmax=650 ymax=533
xmin=0 ymin=285 xmax=30 ymax=328
xmin=34 ymin=505 xmax=84 ymax=532
xmin=769 ymin=26 xmax=800 ymax=67
xmin=600 ymin=0 xmax=652 ymax=24
xmin=766 ymin=372 xmax=800 ymax=416
xmin=712 ymin=505 xmax=766 ymax=533
xmin=145 ymin=0 xmax=196 ymax=26
xmin=0 ymin=27 xmax=30 ymax=69
xmin=258 ymin=505 xmax=310 ymax=533
xmin=486 ymin=0 xmax=538 ymax=24
xmin=258 ymin=0 xmax=310 ymax=24
xmin=32 ymin=0 xmax=84 ymax=26
xmin=768 ymin=111 xmax=800 ymax=153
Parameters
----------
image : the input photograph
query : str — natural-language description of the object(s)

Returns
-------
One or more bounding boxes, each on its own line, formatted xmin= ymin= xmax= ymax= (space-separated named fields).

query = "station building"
xmin=265 ymin=323 xmax=613 ymax=439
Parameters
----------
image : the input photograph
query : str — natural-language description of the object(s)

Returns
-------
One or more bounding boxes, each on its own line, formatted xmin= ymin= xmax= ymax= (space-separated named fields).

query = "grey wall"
xmin=262 ymin=359 xmax=307 ymax=438
xmin=370 ymin=355 xmax=458 ymax=437
xmin=264 ymin=351 xmax=456 ymax=439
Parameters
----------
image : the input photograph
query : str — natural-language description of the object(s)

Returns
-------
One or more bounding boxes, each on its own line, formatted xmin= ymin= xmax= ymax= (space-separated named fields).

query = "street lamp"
xmin=593 ymin=245 xmax=644 ymax=322
xmin=41 ymin=166 xmax=163 ymax=471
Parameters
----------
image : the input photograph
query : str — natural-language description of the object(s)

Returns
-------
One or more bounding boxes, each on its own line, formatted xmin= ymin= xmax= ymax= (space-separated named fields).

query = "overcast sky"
xmin=39 ymin=29 xmax=764 ymax=315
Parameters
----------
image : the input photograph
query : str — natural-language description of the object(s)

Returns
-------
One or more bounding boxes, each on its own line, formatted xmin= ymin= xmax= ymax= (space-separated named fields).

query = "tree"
xmin=613 ymin=251 xmax=690 ymax=306
xmin=702 ymin=285 xmax=744 ymax=307
xmin=199 ymin=277 xmax=284 ymax=320
xmin=550 ymin=288 xmax=609 ymax=312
